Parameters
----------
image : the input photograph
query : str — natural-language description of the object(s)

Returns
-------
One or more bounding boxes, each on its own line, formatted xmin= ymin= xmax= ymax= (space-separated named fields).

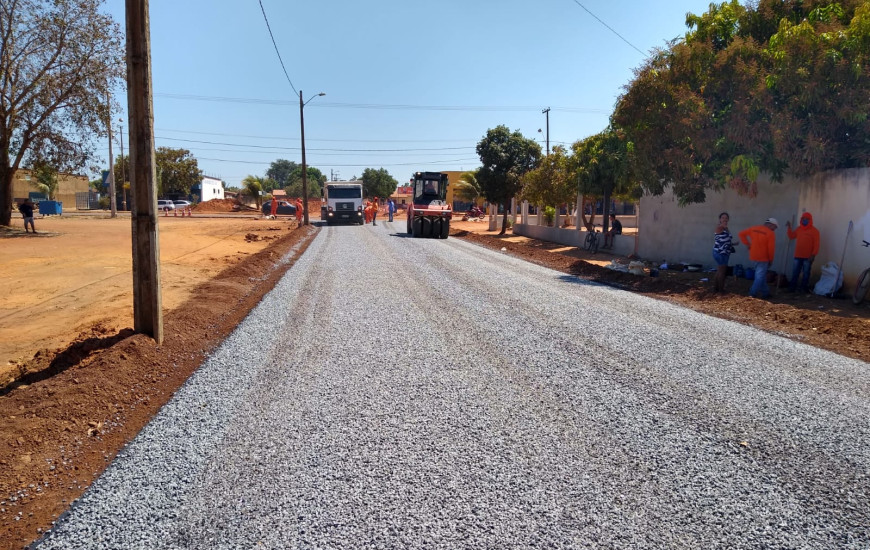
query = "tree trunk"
xmin=0 ymin=161 xmax=13 ymax=227
xmin=602 ymin=188 xmax=612 ymax=234
xmin=500 ymin=202 xmax=509 ymax=235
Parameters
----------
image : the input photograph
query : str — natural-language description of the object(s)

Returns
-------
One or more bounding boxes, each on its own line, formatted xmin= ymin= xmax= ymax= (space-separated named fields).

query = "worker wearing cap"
xmin=739 ymin=217 xmax=779 ymax=299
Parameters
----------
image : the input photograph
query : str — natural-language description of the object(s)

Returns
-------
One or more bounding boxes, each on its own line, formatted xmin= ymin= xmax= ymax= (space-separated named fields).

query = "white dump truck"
xmin=321 ymin=181 xmax=365 ymax=225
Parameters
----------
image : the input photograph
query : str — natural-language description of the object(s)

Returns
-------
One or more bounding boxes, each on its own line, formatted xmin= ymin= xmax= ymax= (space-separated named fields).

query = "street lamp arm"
xmin=299 ymin=90 xmax=326 ymax=226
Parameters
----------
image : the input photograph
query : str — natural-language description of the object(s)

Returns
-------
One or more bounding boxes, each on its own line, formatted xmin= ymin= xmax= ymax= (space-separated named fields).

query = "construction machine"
xmin=406 ymin=171 xmax=451 ymax=238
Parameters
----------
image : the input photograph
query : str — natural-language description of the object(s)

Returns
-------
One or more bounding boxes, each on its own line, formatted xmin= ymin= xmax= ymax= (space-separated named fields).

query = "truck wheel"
xmin=421 ymin=218 xmax=432 ymax=238
xmin=432 ymin=218 xmax=442 ymax=239
xmin=407 ymin=217 xmax=412 ymax=234
xmin=440 ymin=219 xmax=450 ymax=239
xmin=412 ymin=217 xmax=422 ymax=237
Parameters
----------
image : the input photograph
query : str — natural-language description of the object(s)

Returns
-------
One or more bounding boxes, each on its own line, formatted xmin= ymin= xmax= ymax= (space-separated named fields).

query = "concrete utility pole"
xmin=107 ymin=89 xmax=117 ymax=218
xmin=300 ymin=90 xmax=309 ymax=225
xmin=542 ymin=107 xmax=550 ymax=156
xmin=119 ymin=118 xmax=126 ymax=211
xmin=126 ymin=0 xmax=163 ymax=343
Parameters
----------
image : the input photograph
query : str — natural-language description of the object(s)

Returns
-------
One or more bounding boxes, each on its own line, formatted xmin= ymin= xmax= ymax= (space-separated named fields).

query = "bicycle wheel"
xmin=590 ymin=234 xmax=599 ymax=254
xmin=584 ymin=232 xmax=594 ymax=251
xmin=853 ymin=267 xmax=870 ymax=304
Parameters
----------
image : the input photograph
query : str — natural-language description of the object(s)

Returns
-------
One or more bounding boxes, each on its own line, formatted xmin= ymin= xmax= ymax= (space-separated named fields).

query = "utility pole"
xmin=542 ymin=107 xmax=550 ymax=156
xmin=300 ymin=90 xmax=309 ymax=225
xmin=107 ymin=89 xmax=117 ymax=218
xmin=126 ymin=0 xmax=163 ymax=343
xmin=119 ymin=118 xmax=126 ymax=211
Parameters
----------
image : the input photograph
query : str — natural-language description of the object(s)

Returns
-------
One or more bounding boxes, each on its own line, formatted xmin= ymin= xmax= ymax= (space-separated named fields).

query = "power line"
xmin=257 ymin=0 xmax=297 ymax=95
xmin=156 ymin=136 xmax=474 ymax=152
xmin=154 ymin=93 xmax=608 ymax=114
xmin=570 ymin=0 xmax=646 ymax=57
xmin=196 ymin=157 xmax=480 ymax=167
xmin=156 ymin=127 xmax=476 ymax=143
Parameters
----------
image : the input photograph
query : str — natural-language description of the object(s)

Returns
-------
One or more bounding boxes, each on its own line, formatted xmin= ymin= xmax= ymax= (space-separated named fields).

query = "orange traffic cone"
xmin=164 ymin=208 xmax=168 ymax=217
xmin=187 ymin=206 xmax=192 ymax=217
xmin=173 ymin=208 xmax=177 ymax=217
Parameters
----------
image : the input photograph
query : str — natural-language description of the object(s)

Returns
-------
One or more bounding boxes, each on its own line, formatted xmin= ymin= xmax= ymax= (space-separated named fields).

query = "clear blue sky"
xmin=99 ymin=0 xmax=715 ymax=189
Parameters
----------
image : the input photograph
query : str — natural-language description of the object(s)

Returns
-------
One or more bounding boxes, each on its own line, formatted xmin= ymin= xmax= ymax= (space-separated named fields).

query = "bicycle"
xmin=584 ymin=224 xmax=601 ymax=254
xmin=853 ymin=240 xmax=870 ymax=305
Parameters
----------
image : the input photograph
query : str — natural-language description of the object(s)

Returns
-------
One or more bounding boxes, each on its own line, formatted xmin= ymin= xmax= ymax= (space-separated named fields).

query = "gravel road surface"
xmin=34 ymin=221 xmax=870 ymax=549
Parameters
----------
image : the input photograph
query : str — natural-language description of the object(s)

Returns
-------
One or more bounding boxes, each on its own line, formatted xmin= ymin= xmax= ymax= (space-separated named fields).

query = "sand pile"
xmin=193 ymin=198 xmax=241 ymax=212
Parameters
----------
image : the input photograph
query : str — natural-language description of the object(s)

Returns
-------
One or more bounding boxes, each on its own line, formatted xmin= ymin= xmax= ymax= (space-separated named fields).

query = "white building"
xmin=193 ymin=176 xmax=224 ymax=202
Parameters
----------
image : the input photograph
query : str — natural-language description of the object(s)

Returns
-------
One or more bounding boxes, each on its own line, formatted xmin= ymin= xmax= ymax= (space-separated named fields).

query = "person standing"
xmin=295 ymin=198 xmax=303 ymax=225
xmin=18 ymin=198 xmax=36 ymax=233
xmin=712 ymin=212 xmax=737 ymax=292
xmin=786 ymin=212 xmax=821 ymax=293
xmin=739 ymin=217 xmax=778 ymax=299
xmin=371 ymin=196 xmax=379 ymax=226
xmin=270 ymin=196 xmax=278 ymax=217
xmin=388 ymin=199 xmax=396 ymax=222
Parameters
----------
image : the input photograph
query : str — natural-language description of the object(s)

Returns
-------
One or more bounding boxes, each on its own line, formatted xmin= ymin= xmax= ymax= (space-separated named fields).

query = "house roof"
xmin=272 ymin=189 xmax=287 ymax=197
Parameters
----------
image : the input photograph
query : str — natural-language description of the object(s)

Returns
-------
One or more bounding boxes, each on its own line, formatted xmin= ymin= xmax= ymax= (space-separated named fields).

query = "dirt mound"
xmin=193 ymin=198 xmax=240 ymax=212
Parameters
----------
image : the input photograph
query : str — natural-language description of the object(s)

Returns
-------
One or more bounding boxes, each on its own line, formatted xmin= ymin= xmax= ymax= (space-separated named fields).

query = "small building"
xmin=390 ymin=185 xmax=413 ymax=208
xmin=271 ymin=189 xmax=287 ymax=199
xmin=11 ymin=169 xmax=89 ymax=209
xmin=191 ymin=176 xmax=224 ymax=203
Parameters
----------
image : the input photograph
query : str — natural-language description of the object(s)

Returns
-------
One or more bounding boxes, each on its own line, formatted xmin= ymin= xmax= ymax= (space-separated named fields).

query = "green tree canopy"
xmin=614 ymin=0 xmax=870 ymax=205
xmin=453 ymin=169 xmax=484 ymax=203
xmin=241 ymin=175 xmax=264 ymax=208
xmin=520 ymin=145 xmax=574 ymax=210
xmin=284 ymin=166 xmax=325 ymax=198
xmin=155 ymin=147 xmax=202 ymax=197
xmin=360 ymin=167 xmax=398 ymax=199
xmin=0 ymin=0 xmax=124 ymax=225
xmin=266 ymin=159 xmax=299 ymax=189
xmin=30 ymin=161 xmax=59 ymax=200
xmin=476 ymin=125 xmax=541 ymax=234
xmin=570 ymin=128 xmax=638 ymax=231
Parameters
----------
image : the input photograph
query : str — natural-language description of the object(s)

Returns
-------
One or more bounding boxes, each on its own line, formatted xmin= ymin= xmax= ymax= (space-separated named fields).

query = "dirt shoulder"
xmin=448 ymin=219 xmax=869 ymax=362
xmin=0 ymin=216 xmax=317 ymax=549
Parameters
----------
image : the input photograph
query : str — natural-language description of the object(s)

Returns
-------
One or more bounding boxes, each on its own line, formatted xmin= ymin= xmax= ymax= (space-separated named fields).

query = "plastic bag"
xmin=813 ymin=262 xmax=843 ymax=296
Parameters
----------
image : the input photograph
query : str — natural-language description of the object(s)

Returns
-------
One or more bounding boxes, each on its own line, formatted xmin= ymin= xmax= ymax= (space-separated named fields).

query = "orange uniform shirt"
xmin=738 ymin=224 xmax=776 ymax=263
xmin=787 ymin=212 xmax=820 ymax=259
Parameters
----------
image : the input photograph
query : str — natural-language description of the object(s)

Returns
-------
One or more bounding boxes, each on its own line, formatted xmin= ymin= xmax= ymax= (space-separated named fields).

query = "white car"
xmin=173 ymin=200 xmax=192 ymax=209
xmin=157 ymin=200 xmax=175 ymax=211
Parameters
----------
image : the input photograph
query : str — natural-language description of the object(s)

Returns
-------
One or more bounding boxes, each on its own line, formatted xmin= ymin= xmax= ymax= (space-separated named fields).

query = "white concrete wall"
xmin=513 ymin=225 xmax=635 ymax=257
xmin=639 ymin=170 xmax=870 ymax=290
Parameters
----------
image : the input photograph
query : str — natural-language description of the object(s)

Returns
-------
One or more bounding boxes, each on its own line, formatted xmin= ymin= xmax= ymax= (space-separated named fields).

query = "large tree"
xmin=241 ymin=175 xmax=264 ymax=208
xmin=0 ymin=0 xmax=123 ymax=225
xmin=155 ymin=147 xmax=202 ymax=197
xmin=520 ymin=145 xmax=574 ymax=216
xmin=614 ymin=0 xmax=870 ymax=205
xmin=360 ymin=167 xmax=398 ymax=200
xmin=476 ymin=125 xmax=541 ymax=234
xmin=265 ymin=159 xmax=299 ymax=189
xmin=284 ymin=165 xmax=325 ymax=198
xmin=571 ymin=128 xmax=638 ymax=232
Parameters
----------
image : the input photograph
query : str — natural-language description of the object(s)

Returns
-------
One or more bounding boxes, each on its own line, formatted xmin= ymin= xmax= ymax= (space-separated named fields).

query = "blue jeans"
xmin=713 ymin=251 xmax=730 ymax=266
xmin=790 ymin=258 xmax=812 ymax=292
xmin=750 ymin=261 xmax=770 ymax=298
xmin=388 ymin=211 xmax=394 ymax=222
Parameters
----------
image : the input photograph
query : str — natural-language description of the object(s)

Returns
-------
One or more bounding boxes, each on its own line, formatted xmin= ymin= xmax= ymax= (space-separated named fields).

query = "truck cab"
xmin=321 ymin=181 xmax=365 ymax=225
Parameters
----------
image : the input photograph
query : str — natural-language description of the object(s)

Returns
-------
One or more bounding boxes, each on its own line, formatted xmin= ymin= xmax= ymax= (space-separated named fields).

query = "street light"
xmin=299 ymin=90 xmax=326 ymax=225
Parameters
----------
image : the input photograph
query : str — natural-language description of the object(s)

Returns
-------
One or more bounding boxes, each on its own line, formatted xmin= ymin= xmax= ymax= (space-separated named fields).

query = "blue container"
xmin=38 ymin=200 xmax=62 ymax=216
xmin=744 ymin=268 xmax=755 ymax=281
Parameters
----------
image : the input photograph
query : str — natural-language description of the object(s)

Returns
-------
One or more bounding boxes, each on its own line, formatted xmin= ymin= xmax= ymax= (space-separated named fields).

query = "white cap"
xmin=765 ymin=217 xmax=779 ymax=227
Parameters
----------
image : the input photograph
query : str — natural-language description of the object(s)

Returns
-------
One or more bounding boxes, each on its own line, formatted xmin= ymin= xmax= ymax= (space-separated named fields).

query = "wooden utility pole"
xmin=106 ymin=89 xmax=117 ymax=218
xmin=126 ymin=0 xmax=163 ymax=343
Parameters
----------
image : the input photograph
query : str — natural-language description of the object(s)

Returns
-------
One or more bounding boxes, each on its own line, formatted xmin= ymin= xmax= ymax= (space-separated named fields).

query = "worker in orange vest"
xmin=371 ymin=196 xmax=379 ymax=226
xmin=738 ymin=217 xmax=778 ymax=299
xmin=295 ymin=198 xmax=304 ymax=225
xmin=364 ymin=199 xmax=372 ymax=224
xmin=270 ymin=196 xmax=278 ymax=217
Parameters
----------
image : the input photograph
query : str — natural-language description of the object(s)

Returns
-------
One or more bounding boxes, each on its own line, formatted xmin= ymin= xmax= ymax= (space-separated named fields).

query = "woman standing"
xmin=713 ymin=212 xmax=736 ymax=292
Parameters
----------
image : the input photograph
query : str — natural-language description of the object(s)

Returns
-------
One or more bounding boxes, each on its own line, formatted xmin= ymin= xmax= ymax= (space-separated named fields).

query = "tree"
xmin=570 ymin=127 xmax=638 ymax=232
xmin=453 ymin=169 xmax=484 ymax=203
xmin=0 ymin=0 xmax=124 ymax=226
xmin=155 ymin=147 xmax=202 ymax=197
xmin=30 ymin=161 xmax=58 ymax=199
xmin=241 ymin=175 xmax=264 ymax=208
xmin=360 ymin=167 xmax=398 ymax=199
xmin=476 ymin=125 xmax=541 ymax=235
xmin=520 ymin=145 xmax=574 ymax=217
xmin=284 ymin=166 xmax=325 ymax=198
xmin=613 ymin=0 xmax=870 ymax=205
xmin=266 ymin=159 xmax=299 ymax=189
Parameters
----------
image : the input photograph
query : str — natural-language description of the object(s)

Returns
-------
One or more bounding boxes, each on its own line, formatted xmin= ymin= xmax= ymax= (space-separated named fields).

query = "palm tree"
xmin=241 ymin=175 xmax=264 ymax=208
xmin=453 ymin=169 xmax=483 ymax=203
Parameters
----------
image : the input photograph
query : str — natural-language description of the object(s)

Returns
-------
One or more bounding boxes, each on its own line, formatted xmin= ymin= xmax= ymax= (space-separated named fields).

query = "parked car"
xmin=262 ymin=200 xmax=296 ymax=216
xmin=157 ymin=200 xmax=175 ymax=211
xmin=173 ymin=200 xmax=192 ymax=209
